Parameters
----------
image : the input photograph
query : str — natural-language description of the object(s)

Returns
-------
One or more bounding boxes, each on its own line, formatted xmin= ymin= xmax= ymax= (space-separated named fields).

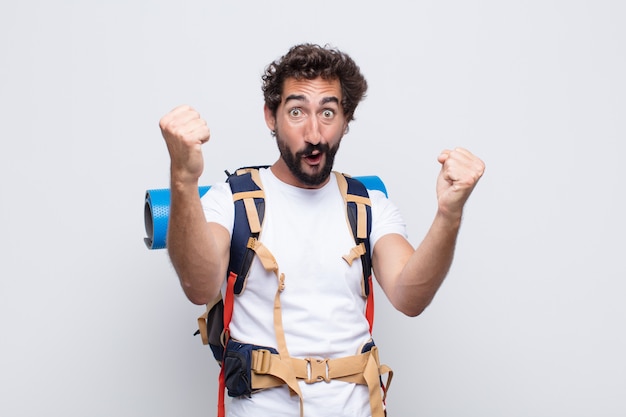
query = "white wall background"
xmin=1 ymin=1 xmax=624 ymax=416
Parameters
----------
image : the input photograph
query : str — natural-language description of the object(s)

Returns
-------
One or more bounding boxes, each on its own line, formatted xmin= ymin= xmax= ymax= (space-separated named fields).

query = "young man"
xmin=159 ymin=43 xmax=485 ymax=417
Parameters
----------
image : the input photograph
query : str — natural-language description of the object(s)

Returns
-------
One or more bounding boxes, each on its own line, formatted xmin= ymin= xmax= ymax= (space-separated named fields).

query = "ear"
xmin=264 ymin=104 xmax=276 ymax=132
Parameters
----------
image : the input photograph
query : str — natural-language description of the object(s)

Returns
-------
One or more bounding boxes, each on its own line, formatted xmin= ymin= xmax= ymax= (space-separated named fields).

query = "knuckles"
xmin=159 ymin=108 xmax=210 ymax=146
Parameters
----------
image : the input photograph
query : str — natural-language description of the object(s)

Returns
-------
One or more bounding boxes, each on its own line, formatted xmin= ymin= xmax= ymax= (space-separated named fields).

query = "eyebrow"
xmin=284 ymin=94 xmax=340 ymax=106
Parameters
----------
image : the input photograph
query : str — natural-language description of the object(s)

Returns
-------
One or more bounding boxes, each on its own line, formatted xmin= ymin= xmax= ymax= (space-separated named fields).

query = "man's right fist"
xmin=159 ymin=105 xmax=210 ymax=184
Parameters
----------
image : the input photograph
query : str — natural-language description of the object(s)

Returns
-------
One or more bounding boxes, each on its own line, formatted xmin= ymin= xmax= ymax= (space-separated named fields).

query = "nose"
xmin=304 ymin=115 xmax=322 ymax=145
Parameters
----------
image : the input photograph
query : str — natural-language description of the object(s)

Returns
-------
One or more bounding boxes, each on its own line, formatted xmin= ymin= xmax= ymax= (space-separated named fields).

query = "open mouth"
xmin=304 ymin=152 xmax=323 ymax=165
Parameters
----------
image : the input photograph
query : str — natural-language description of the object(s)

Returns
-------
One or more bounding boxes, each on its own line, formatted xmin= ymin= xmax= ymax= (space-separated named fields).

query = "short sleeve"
xmin=369 ymin=189 xmax=408 ymax=251
xmin=201 ymin=182 xmax=235 ymax=236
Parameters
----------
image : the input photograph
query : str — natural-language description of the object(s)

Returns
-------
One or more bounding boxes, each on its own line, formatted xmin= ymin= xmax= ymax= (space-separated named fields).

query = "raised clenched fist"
xmin=159 ymin=105 xmax=211 ymax=185
xmin=436 ymin=147 xmax=485 ymax=219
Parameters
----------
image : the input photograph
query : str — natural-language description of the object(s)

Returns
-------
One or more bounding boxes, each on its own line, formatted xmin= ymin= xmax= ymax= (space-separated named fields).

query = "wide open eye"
xmin=289 ymin=108 xmax=303 ymax=117
xmin=321 ymin=109 xmax=335 ymax=119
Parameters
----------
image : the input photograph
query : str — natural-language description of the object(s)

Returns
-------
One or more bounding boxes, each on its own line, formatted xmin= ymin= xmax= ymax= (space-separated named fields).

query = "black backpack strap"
xmin=226 ymin=167 xmax=268 ymax=295
xmin=336 ymin=172 xmax=373 ymax=297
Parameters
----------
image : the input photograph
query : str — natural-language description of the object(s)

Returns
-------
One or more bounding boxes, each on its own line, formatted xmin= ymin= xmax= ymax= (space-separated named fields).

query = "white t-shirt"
xmin=201 ymin=167 xmax=407 ymax=417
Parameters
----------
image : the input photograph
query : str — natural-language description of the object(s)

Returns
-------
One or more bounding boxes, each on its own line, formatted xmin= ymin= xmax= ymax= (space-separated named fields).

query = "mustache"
xmin=297 ymin=142 xmax=330 ymax=157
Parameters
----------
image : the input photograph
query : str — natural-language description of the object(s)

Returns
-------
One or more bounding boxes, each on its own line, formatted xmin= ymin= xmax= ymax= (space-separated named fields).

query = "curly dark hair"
xmin=262 ymin=43 xmax=368 ymax=123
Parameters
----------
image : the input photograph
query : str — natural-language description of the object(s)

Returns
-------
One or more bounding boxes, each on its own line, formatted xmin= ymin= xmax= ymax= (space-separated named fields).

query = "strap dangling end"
xmin=342 ymin=243 xmax=366 ymax=266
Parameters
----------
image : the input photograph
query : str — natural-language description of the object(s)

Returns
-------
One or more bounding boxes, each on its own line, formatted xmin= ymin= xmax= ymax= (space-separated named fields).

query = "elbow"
xmin=180 ymin=278 xmax=218 ymax=306
xmin=397 ymin=298 xmax=432 ymax=317
xmin=186 ymin=291 xmax=211 ymax=306
xmin=171 ymin=260 xmax=222 ymax=306
xmin=402 ymin=305 xmax=426 ymax=317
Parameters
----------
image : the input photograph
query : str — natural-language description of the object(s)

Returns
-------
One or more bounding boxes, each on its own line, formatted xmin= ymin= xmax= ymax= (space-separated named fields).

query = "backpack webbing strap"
xmin=228 ymin=168 xmax=266 ymax=295
xmin=251 ymin=238 xmax=305 ymax=414
xmin=249 ymin=346 xmax=393 ymax=417
xmin=232 ymin=238 xmax=306 ymax=415
xmin=335 ymin=172 xmax=375 ymax=333
xmin=217 ymin=272 xmax=237 ymax=417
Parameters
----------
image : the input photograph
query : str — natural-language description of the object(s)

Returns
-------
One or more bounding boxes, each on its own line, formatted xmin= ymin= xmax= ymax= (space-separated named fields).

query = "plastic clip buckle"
xmin=305 ymin=358 xmax=330 ymax=383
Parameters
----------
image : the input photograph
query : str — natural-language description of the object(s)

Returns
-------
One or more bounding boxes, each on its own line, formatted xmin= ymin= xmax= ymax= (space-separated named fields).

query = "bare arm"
xmin=159 ymin=105 xmax=229 ymax=305
xmin=373 ymin=148 xmax=485 ymax=316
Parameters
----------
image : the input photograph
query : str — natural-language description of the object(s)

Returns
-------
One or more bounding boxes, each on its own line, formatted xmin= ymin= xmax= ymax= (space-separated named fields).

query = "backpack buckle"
xmin=305 ymin=358 xmax=330 ymax=383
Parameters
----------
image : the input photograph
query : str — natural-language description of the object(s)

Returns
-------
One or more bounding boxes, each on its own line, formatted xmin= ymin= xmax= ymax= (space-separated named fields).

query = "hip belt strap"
xmin=250 ymin=347 xmax=393 ymax=417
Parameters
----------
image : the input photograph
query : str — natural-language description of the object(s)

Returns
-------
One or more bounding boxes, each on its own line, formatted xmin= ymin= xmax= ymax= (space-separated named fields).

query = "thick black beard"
xmin=275 ymin=130 xmax=341 ymax=187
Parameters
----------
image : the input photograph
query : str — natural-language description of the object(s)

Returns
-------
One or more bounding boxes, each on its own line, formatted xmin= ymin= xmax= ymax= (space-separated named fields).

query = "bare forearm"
xmin=167 ymin=180 xmax=225 ymax=305
xmin=391 ymin=147 xmax=484 ymax=316
xmin=393 ymin=211 xmax=461 ymax=316
xmin=159 ymin=105 xmax=226 ymax=305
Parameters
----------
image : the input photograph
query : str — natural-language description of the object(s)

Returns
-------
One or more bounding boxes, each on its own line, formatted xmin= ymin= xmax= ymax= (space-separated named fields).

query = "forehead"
xmin=281 ymin=77 xmax=342 ymax=103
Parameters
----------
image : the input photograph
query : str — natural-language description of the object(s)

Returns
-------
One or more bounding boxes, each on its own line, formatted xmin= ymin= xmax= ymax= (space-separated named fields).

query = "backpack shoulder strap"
xmin=335 ymin=172 xmax=375 ymax=333
xmin=226 ymin=166 xmax=269 ymax=295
